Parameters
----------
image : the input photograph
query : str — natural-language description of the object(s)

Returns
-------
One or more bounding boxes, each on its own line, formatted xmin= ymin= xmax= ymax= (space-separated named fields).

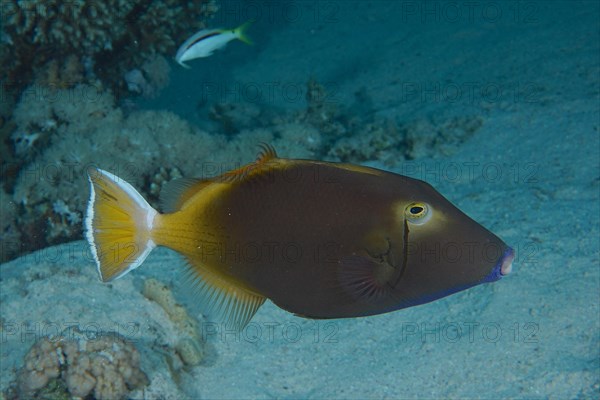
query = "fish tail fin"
xmin=85 ymin=168 xmax=158 ymax=282
xmin=235 ymin=19 xmax=254 ymax=45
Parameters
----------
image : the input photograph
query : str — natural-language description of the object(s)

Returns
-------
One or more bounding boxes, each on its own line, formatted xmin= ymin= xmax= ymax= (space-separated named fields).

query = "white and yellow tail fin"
xmin=85 ymin=164 xmax=267 ymax=329
xmin=85 ymin=168 xmax=157 ymax=282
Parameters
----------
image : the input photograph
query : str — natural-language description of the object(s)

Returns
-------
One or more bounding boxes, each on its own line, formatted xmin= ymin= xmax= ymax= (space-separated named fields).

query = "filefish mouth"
xmin=481 ymin=246 xmax=514 ymax=283
xmin=499 ymin=247 xmax=514 ymax=276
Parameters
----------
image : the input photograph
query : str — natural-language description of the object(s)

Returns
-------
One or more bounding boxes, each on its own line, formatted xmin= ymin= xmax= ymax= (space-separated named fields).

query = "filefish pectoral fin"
xmin=337 ymin=254 xmax=397 ymax=304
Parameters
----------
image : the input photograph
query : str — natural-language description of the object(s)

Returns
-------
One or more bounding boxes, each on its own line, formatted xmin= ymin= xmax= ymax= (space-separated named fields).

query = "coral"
xmin=326 ymin=116 xmax=484 ymax=165
xmin=34 ymin=378 xmax=70 ymax=400
xmin=17 ymin=336 xmax=60 ymax=393
xmin=0 ymin=89 xmax=16 ymax=121
xmin=46 ymin=199 xmax=82 ymax=243
xmin=1 ymin=0 xmax=219 ymax=102
xmin=303 ymin=77 xmax=347 ymax=141
xmin=0 ymin=188 xmax=20 ymax=262
xmin=142 ymin=55 xmax=171 ymax=97
xmin=17 ymin=328 xmax=148 ymax=400
xmin=305 ymin=77 xmax=340 ymax=124
xmin=143 ymin=278 xmax=205 ymax=367
xmin=124 ymin=55 xmax=171 ymax=99
xmin=36 ymin=55 xmax=84 ymax=90
xmin=9 ymin=130 xmax=40 ymax=157
xmin=208 ymin=102 xmax=265 ymax=135
xmin=147 ymin=166 xmax=183 ymax=209
xmin=297 ymin=77 xmax=484 ymax=164
xmin=401 ymin=116 xmax=484 ymax=159
xmin=1 ymin=116 xmax=26 ymax=194
xmin=271 ymin=122 xmax=322 ymax=159
xmin=222 ymin=128 xmax=276 ymax=166
xmin=123 ymin=69 xmax=148 ymax=96
xmin=12 ymin=84 xmax=118 ymax=136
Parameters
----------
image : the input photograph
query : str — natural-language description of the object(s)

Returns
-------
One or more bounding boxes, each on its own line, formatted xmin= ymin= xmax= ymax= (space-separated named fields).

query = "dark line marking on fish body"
xmin=391 ymin=220 xmax=410 ymax=288
xmin=187 ymin=31 xmax=222 ymax=49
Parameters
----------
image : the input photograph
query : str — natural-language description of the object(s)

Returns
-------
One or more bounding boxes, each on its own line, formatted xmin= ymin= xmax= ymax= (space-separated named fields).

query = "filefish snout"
xmin=499 ymin=247 xmax=515 ymax=276
xmin=370 ymin=181 xmax=516 ymax=313
xmin=476 ymin=245 xmax=514 ymax=283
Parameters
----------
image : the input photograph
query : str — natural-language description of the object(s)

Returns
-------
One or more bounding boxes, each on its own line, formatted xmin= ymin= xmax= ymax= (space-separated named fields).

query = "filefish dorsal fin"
xmin=159 ymin=178 xmax=214 ymax=213
xmin=160 ymin=145 xmax=278 ymax=212
xmin=220 ymin=143 xmax=279 ymax=183
xmin=183 ymin=257 xmax=266 ymax=330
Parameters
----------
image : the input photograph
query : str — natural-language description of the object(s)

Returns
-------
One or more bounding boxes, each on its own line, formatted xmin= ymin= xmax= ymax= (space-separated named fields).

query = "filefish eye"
xmin=404 ymin=202 xmax=432 ymax=225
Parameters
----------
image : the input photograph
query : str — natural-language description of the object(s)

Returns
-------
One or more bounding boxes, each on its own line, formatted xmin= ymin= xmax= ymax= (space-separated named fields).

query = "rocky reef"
xmin=0 ymin=0 xmax=218 ymax=102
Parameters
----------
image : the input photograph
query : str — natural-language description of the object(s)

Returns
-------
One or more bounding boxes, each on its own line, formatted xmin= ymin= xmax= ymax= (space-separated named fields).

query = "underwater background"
xmin=1 ymin=0 xmax=599 ymax=399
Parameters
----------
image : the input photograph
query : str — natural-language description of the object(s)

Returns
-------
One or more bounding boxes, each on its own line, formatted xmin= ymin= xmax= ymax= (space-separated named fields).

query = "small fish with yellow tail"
xmin=175 ymin=20 xmax=253 ymax=68
xmin=85 ymin=145 xmax=514 ymax=329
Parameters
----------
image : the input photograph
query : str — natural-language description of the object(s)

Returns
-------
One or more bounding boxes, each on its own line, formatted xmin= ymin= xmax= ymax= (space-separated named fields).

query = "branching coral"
xmin=1 ymin=0 xmax=219 ymax=99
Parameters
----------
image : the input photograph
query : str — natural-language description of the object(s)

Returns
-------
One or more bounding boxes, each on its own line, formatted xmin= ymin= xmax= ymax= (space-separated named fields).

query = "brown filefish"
xmin=85 ymin=145 xmax=513 ymax=328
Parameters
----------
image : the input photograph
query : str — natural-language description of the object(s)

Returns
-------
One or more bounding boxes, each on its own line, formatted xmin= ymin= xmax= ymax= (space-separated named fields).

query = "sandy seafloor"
xmin=1 ymin=0 xmax=599 ymax=399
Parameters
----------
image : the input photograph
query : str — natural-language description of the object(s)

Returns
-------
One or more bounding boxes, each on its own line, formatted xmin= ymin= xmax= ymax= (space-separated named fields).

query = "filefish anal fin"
xmin=183 ymin=256 xmax=266 ymax=330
